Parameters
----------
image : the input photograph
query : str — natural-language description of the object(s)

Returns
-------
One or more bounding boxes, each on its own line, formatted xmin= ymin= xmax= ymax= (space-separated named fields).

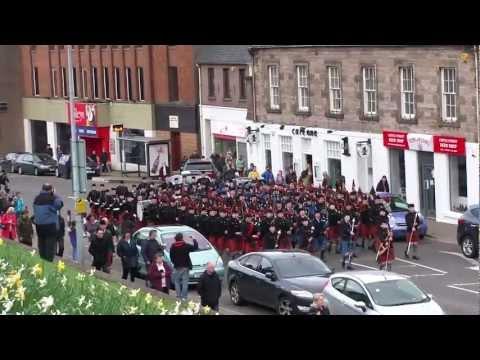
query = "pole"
xmin=67 ymin=45 xmax=87 ymax=267
xmin=406 ymin=212 xmax=418 ymax=256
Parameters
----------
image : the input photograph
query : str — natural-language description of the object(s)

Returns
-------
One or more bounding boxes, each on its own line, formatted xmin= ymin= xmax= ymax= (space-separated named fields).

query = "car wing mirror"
xmin=354 ymin=301 xmax=367 ymax=313
xmin=265 ymin=271 xmax=277 ymax=281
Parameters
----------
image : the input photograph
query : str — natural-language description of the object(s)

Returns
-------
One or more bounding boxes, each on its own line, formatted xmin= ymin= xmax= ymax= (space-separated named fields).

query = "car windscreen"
xmin=161 ymin=231 xmax=212 ymax=252
xmin=35 ymin=154 xmax=53 ymax=162
xmin=390 ymin=196 xmax=409 ymax=212
xmin=184 ymin=162 xmax=213 ymax=171
xmin=274 ymin=255 xmax=331 ymax=279
xmin=365 ymin=279 xmax=429 ymax=307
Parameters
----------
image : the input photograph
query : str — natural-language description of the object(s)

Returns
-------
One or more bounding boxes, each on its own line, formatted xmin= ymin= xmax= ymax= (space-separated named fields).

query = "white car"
xmin=323 ymin=271 xmax=445 ymax=315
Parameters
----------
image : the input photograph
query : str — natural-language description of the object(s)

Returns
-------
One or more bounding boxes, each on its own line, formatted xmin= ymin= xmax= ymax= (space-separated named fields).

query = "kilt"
xmin=226 ymin=236 xmax=241 ymax=252
xmin=406 ymin=230 xmax=419 ymax=244
xmin=378 ymin=246 xmax=395 ymax=264
xmin=369 ymin=224 xmax=379 ymax=238
xmin=243 ymin=238 xmax=257 ymax=253
xmin=208 ymin=235 xmax=217 ymax=248
xmin=216 ymin=236 xmax=225 ymax=251
xmin=278 ymin=236 xmax=292 ymax=249
xmin=326 ymin=226 xmax=339 ymax=241
xmin=359 ymin=223 xmax=370 ymax=238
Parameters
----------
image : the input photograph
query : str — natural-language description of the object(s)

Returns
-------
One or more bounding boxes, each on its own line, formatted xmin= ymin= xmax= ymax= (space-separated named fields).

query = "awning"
xmin=213 ymin=133 xmax=236 ymax=141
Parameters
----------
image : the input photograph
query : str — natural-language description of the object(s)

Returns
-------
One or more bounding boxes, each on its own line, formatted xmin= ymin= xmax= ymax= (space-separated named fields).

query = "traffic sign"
xmin=75 ymin=198 xmax=88 ymax=215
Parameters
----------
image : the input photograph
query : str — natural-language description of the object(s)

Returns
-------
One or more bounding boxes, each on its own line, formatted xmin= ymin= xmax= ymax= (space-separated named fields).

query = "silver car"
xmin=323 ymin=271 xmax=445 ymax=315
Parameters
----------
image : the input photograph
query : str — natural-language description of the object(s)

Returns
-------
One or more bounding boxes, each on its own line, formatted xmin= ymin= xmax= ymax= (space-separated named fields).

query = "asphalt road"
xmin=7 ymin=173 xmax=479 ymax=315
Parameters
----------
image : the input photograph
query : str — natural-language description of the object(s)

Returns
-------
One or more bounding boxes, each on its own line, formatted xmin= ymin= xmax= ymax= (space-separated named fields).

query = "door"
xmin=236 ymin=141 xmax=248 ymax=168
xmin=303 ymin=154 xmax=312 ymax=173
xmin=253 ymin=256 xmax=278 ymax=307
xmin=237 ymin=255 xmax=262 ymax=302
xmin=418 ymin=152 xmax=435 ymax=218
xmin=328 ymin=158 xmax=342 ymax=186
xmin=171 ymin=131 xmax=181 ymax=171
xmin=30 ymin=120 xmax=47 ymax=154
xmin=325 ymin=277 xmax=347 ymax=314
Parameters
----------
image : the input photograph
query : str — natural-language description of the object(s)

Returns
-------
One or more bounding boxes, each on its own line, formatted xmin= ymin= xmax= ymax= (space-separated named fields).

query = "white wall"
xmin=433 ymin=153 xmax=453 ymax=223
xmin=23 ymin=119 xmax=32 ymax=153
xmin=466 ymin=142 xmax=479 ymax=207
xmin=404 ymin=150 xmax=420 ymax=210
xmin=371 ymin=136 xmax=390 ymax=190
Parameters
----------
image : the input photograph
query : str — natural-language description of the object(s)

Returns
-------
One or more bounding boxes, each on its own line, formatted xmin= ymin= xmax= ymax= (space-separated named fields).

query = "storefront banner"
xmin=383 ymin=131 xmax=409 ymax=149
xmin=67 ymin=102 xmax=97 ymax=127
xmin=407 ymin=133 xmax=433 ymax=152
xmin=211 ymin=121 xmax=247 ymax=139
xmin=77 ymin=126 xmax=97 ymax=137
xmin=433 ymin=135 xmax=466 ymax=156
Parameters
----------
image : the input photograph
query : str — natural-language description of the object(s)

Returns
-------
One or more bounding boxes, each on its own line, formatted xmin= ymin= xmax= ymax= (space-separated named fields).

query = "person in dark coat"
xmin=148 ymin=252 xmax=172 ymax=294
xmin=18 ymin=209 xmax=34 ymax=246
xmin=197 ymin=262 xmax=222 ymax=311
xmin=309 ymin=293 xmax=330 ymax=315
xmin=141 ymin=229 xmax=162 ymax=268
xmin=263 ymin=223 xmax=278 ymax=250
xmin=116 ymin=232 xmax=139 ymax=282
xmin=169 ymin=232 xmax=198 ymax=301
xmin=100 ymin=149 xmax=110 ymax=173
xmin=56 ymin=213 xmax=66 ymax=257
xmin=375 ymin=175 xmax=390 ymax=193
xmin=88 ymin=229 xmax=110 ymax=272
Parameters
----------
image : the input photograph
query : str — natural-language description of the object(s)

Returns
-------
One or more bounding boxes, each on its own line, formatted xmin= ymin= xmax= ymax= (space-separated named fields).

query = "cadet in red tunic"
xmin=241 ymin=213 xmax=259 ymax=254
xmin=225 ymin=209 xmax=242 ymax=254
xmin=376 ymin=223 xmax=395 ymax=271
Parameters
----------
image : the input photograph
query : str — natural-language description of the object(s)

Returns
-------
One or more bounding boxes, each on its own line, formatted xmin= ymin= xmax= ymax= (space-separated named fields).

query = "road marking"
xmin=396 ymin=258 xmax=447 ymax=274
xmin=351 ymin=262 xmax=378 ymax=270
xmin=447 ymin=285 xmax=480 ymax=295
xmin=439 ymin=251 xmax=479 ymax=267
xmin=467 ymin=266 xmax=479 ymax=271
xmin=450 ymin=282 xmax=479 ymax=287
xmin=408 ymin=273 xmax=446 ymax=278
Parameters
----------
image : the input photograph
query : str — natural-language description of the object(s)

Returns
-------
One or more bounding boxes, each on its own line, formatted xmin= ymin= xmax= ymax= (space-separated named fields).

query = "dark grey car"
xmin=457 ymin=205 xmax=479 ymax=259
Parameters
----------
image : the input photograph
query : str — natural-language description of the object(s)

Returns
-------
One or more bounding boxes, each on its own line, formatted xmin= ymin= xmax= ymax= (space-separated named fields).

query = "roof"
xmin=196 ymin=45 xmax=252 ymax=65
xmin=151 ymin=225 xmax=196 ymax=233
xmin=333 ymin=270 xmax=406 ymax=284
xmin=248 ymin=45 xmax=455 ymax=52
xmin=247 ymin=250 xmax=312 ymax=259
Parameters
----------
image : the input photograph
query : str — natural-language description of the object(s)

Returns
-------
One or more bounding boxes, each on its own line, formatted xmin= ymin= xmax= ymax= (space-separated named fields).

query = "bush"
xmin=0 ymin=239 xmax=211 ymax=315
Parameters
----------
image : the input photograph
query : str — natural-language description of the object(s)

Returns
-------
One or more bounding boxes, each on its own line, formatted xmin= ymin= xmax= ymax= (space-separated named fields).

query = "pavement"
xmin=7 ymin=173 xmax=479 ymax=315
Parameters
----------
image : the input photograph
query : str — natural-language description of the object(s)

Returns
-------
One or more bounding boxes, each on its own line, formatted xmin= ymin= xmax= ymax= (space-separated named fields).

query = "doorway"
xmin=31 ymin=120 xmax=47 ymax=153
xmin=418 ymin=152 xmax=435 ymax=218
xmin=389 ymin=149 xmax=406 ymax=197
xmin=328 ymin=158 xmax=342 ymax=187
xmin=236 ymin=141 xmax=248 ymax=167
xmin=171 ymin=131 xmax=181 ymax=171
xmin=303 ymin=153 xmax=312 ymax=173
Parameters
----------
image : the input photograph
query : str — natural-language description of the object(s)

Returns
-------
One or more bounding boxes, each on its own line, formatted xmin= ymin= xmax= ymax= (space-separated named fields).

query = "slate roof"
xmin=195 ymin=45 xmax=252 ymax=65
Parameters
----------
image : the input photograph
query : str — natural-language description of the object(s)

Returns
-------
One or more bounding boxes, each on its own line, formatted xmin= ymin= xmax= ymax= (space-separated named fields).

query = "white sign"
xmin=407 ymin=133 xmax=433 ymax=152
xmin=357 ymin=143 xmax=371 ymax=158
xmin=169 ymin=115 xmax=179 ymax=129
xmin=211 ymin=121 xmax=247 ymax=138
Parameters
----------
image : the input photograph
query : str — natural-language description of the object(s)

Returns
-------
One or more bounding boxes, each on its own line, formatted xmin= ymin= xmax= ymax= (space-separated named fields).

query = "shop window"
xmin=168 ymin=66 xmax=179 ymax=101
xmin=263 ymin=134 xmax=272 ymax=169
xmin=122 ymin=140 xmax=146 ymax=165
xmin=208 ymin=68 xmax=215 ymax=98
xmin=281 ymin=136 xmax=293 ymax=173
xmin=450 ymin=156 xmax=468 ymax=213
xmin=326 ymin=141 xmax=341 ymax=159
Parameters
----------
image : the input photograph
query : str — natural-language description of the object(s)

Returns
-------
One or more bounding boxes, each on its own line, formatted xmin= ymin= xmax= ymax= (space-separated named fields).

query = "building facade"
xmin=249 ymin=45 xmax=479 ymax=224
xmin=20 ymin=45 xmax=200 ymax=172
xmin=0 ymin=45 xmax=24 ymax=155
xmin=197 ymin=46 xmax=254 ymax=166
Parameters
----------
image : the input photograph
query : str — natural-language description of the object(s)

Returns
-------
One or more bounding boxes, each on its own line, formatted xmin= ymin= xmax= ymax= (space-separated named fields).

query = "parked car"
xmin=457 ymin=205 xmax=479 ymax=259
xmin=323 ymin=270 xmax=445 ymax=315
xmin=0 ymin=152 xmax=27 ymax=173
xmin=14 ymin=153 xmax=57 ymax=176
xmin=228 ymin=250 xmax=333 ymax=315
xmin=132 ymin=225 xmax=224 ymax=284
xmin=57 ymin=154 xmax=101 ymax=179
xmin=376 ymin=192 xmax=428 ymax=241
xmin=179 ymin=159 xmax=218 ymax=185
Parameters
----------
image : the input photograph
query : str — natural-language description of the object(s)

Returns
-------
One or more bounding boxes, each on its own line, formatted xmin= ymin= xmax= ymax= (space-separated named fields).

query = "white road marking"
xmin=447 ymin=285 xmax=480 ymax=295
xmin=467 ymin=266 xmax=479 ymax=271
xmin=396 ymin=258 xmax=447 ymax=274
xmin=450 ymin=282 xmax=479 ymax=287
xmin=439 ymin=251 xmax=479 ymax=267
xmin=408 ymin=273 xmax=446 ymax=278
xmin=351 ymin=262 xmax=378 ymax=270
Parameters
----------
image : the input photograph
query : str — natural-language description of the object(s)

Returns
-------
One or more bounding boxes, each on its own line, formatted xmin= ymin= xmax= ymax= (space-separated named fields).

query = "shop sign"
xmin=383 ymin=131 xmax=409 ymax=149
xmin=291 ymin=127 xmax=318 ymax=137
xmin=169 ymin=115 xmax=179 ymax=129
xmin=407 ymin=133 xmax=433 ymax=152
xmin=433 ymin=135 xmax=466 ymax=156
xmin=77 ymin=126 xmax=97 ymax=137
xmin=211 ymin=121 xmax=247 ymax=138
xmin=67 ymin=102 xmax=97 ymax=127
xmin=356 ymin=143 xmax=371 ymax=158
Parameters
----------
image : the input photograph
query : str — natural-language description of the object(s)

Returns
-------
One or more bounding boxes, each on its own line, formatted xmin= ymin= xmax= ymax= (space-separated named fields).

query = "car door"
xmin=24 ymin=154 xmax=35 ymax=174
xmin=237 ymin=254 xmax=262 ymax=302
xmin=133 ymin=229 xmax=151 ymax=274
xmin=341 ymin=279 xmax=374 ymax=315
xmin=252 ymin=256 xmax=278 ymax=308
xmin=325 ymin=277 xmax=347 ymax=314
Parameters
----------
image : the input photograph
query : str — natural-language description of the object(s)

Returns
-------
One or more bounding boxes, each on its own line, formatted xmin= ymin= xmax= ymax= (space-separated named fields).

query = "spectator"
xmin=98 ymin=218 xmax=115 ymax=273
xmin=100 ymin=149 xmax=110 ymax=173
xmin=116 ymin=232 xmax=139 ymax=283
xmin=285 ymin=167 xmax=297 ymax=185
xmin=169 ymin=232 xmax=198 ymax=301
xmin=309 ymin=293 xmax=330 ymax=315
xmin=247 ymin=165 xmax=260 ymax=181
xmin=13 ymin=191 xmax=25 ymax=217
xmin=197 ymin=262 xmax=222 ymax=311
xmin=88 ymin=150 xmax=99 ymax=165
xmin=88 ymin=229 xmax=109 ymax=272
xmin=376 ymin=175 xmax=390 ymax=193
xmin=0 ymin=170 xmax=9 ymax=192
xmin=141 ymin=229 xmax=162 ymax=268
xmin=33 ymin=183 xmax=63 ymax=262
xmin=0 ymin=190 xmax=8 ymax=213
xmin=45 ymin=144 xmax=54 ymax=157
xmin=56 ymin=212 xmax=66 ymax=257
xmin=235 ymin=155 xmax=246 ymax=177
xmin=148 ymin=252 xmax=172 ymax=294
xmin=321 ymin=172 xmax=331 ymax=188
xmin=68 ymin=218 xmax=78 ymax=262
xmin=56 ymin=145 xmax=63 ymax=160
xmin=275 ymin=170 xmax=285 ymax=185
xmin=18 ymin=209 xmax=34 ymax=246
xmin=1 ymin=207 xmax=17 ymax=240
xmin=261 ymin=166 xmax=275 ymax=184
xmin=85 ymin=214 xmax=98 ymax=239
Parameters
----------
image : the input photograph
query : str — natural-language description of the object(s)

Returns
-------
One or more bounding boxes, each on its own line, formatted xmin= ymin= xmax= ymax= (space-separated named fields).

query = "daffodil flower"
xmin=30 ymin=264 xmax=43 ymax=278
xmin=0 ymin=238 xmax=4 ymax=246
xmin=30 ymin=249 xmax=36 ymax=257
xmin=0 ymin=287 xmax=9 ymax=301
xmin=76 ymin=273 xmax=86 ymax=281
xmin=144 ymin=293 xmax=152 ymax=304
xmin=60 ymin=275 xmax=67 ymax=287
xmin=37 ymin=296 xmax=54 ymax=313
xmin=2 ymin=300 xmax=14 ymax=314
xmin=6 ymin=272 xmax=21 ymax=288
xmin=78 ymin=295 xmax=86 ymax=307
xmin=37 ymin=278 xmax=47 ymax=288
xmin=129 ymin=288 xmax=140 ymax=298
xmin=56 ymin=261 xmax=65 ymax=273
xmin=156 ymin=299 xmax=164 ymax=309
xmin=126 ymin=306 xmax=138 ymax=314
xmin=89 ymin=268 xmax=96 ymax=277
xmin=85 ymin=300 xmax=93 ymax=310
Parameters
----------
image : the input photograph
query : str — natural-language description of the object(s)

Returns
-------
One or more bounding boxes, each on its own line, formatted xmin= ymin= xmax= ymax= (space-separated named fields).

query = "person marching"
xmin=274 ymin=209 xmax=292 ymax=249
xmin=376 ymin=223 xmax=395 ymax=271
xmin=340 ymin=214 xmax=355 ymax=270
xmin=311 ymin=209 xmax=328 ymax=260
xmin=225 ymin=208 xmax=242 ymax=257
xmin=241 ymin=212 xmax=260 ymax=253
xmin=326 ymin=203 xmax=341 ymax=254
xmin=405 ymin=204 xmax=422 ymax=260
xmin=263 ymin=222 xmax=278 ymax=250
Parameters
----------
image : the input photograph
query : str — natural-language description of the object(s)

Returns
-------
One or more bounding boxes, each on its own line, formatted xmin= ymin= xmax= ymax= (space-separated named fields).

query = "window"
xmin=223 ymin=68 xmax=231 ymax=99
xmin=121 ymin=139 xmax=145 ymax=165
xmin=263 ymin=134 xmax=272 ymax=169
xmin=365 ymin=279 xmax=428 ymax=307
xmin=400 ymin=66 xmax=415 ymax=119
xmin=51 ymin=68 xmax=58 ymax=98
xmin=72 ymin=67 xmax=78 ymax=98
xmin=449 ymin=156 xmax=468 ymax=212
xmin=126 ymin=67 xmax=132 ymax=101
xmin=296 ymin=65 xmax=309 ymax=112
xmin=362 ymin=66 xmax=377 ymax=116
xmin=326 ymin=141 xmax=342 ymax=159
xmin=239 ymin=255 xmax=261 ymax=271
xmin=207 ymin=67 xmax=215 ymax=98
xmin=168 ymin=66 xmax=179 ymax=101
xmin=61 ymin=67 xmax=67 ymax=97
xmin=239 ymin=68 xmax=246 ymax=100
xmin=280 ymin=136 xmax=292 ymax=153
xmin=32 ymin=67 xmax=39 ymax=96
xmin=332 ymin=278 xmax=346 ymax=292
xmin=275 ymin=255 xmax=331 ymax=278
xmin=268 ymin=65 xmax=280 ymax=110
xmin=137 ymin=67 xmax=145 ymax=101
xmin=257 ymin=257 xmax=274 ymax=274
xmin=161 ymin=232 xmax=211 ymax=252
xmin=344 ymin=280 xmax=371 ymax=305
xmin=81 ymin=68 xmax=88 ymax=98
xmin=103 ymin=67 xmax=110 ymax=99
xmin=441 ymin=67 xmax=457 ymax=122
xmin=92 ymin=67 xmax=99 ymax=98
xmin=114 ymin=67 xmax=122 ymax=100
xmin=328 ymin=66 xmax=343 ymax=113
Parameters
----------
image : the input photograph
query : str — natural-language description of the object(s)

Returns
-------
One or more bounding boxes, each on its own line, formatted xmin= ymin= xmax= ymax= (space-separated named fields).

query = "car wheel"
xmin=229 ymin=280 xmax=244 ymax=305
xmin=461 ymin=236 xmax=478 ymax=259
xmin=18 ymin=167 xmax=22 ymax=175
xmin=34 ymin=168 xmax=39 ymax=176
xmin=277 ymin=296 xmax=293 ymax=315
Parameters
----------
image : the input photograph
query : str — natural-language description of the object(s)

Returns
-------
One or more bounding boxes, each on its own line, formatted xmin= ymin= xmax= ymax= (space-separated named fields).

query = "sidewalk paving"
xmin=425 ymin=219 xmax=457 ymax=245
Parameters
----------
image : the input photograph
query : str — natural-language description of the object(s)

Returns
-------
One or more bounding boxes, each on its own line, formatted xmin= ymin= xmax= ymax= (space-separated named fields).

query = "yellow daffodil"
xmin=30 ymin=264 xmax=43 ymax=278
xmin=0 ymin=287 xmax=9 ymax=301
xmin=129 ymin=288 xmax=140 ymax=298
xmin=56 ymin=261 xmax=65 ymax=273
xmin=15 ymin=285 xmax=26 ymax=304
xmin=6 ymin=272 xmax=21 ymax=288
xmin=37 ymin=278 xmax=47 ymax=288
xmin=37 ymin=295 xmax=54 ymax=313
xmin=30 ymin=249 xmax=36 ymax=257
xmin=156 ymin=299 xmax=164 ymax=309
xmin=0 ymin=238 xmax=4 ymax=246
xmin=144 ymin=293 xmax=152 ymax=304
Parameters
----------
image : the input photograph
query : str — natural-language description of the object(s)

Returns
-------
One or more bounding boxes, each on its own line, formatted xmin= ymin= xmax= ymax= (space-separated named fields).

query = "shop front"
xmin=210 ymin=119 xmax=249 ymax=165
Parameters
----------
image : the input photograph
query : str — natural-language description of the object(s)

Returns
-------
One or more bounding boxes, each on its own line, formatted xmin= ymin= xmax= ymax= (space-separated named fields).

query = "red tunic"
xmin=377 ymin=241 xmax=395 ymax=264
xmin=1 ymin=213 xmax=17 ymax=240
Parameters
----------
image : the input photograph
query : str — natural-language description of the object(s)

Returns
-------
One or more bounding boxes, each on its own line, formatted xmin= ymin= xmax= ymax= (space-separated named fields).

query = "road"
xmin=8 ymin=173 xmax=479 ymax=315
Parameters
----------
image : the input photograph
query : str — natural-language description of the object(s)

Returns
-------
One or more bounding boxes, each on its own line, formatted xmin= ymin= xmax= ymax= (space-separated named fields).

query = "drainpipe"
xmin=475 ymin=45 xmax=480 ymax=144
xmin=251 ymin=50 xmax=256 ymax=122
xmin=197 ymin=64 xmax=205 ymax=157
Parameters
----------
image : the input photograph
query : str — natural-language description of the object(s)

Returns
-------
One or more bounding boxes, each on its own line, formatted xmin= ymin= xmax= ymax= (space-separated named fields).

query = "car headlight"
xmin=291 ymin=290 xmax=313 ymax=300
xmin=388 ymin=215 xmax=396 ymax=227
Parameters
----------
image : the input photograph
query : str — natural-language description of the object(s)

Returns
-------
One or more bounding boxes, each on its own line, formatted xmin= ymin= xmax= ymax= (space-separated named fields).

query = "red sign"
xmin=383 ymin=131 xmax=409 ymax=149
xmin=67 ymin=102 xmax=97 ymax=127
xmin=433 ymin=135 xmax=466 ymax=156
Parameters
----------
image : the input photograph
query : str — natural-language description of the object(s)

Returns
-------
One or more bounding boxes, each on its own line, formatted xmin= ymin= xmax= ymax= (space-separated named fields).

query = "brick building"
xmin=248 ymin=45 xmax=479 ymax=224
xmin=20 ymin=45 xmax=200 ymax=171
xmin=196 ymin=45 xmax=254 ymax=166
xmin=0 ymin=45 xmax=24 ymax=155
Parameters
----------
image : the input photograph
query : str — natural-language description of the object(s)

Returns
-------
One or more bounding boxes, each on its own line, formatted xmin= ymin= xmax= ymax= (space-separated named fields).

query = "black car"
xmin=228 ymin=250 xmax=333 ymax=315
xmin=0 ymin=152 xmax=27 ymax=173
xmin=14 ymin=153 xmax=57 ymax=176
xmin=457 ymin=205 xmax=479 ymax=259
xmin=57 ymin=154 xmax=101 ymax=179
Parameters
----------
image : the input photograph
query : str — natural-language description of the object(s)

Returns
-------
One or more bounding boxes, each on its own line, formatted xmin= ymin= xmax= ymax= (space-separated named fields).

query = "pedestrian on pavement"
xmin=275 ymin=170 xmax=285 ymax=185
xmin=147 ymin=252 xmax=172 ymax=294
xmin=261 ymin=166 xmax=275 ymax=184
xmin=340 ymin=214 xmax=354 ymax=270
xmin=18 ymin=208 xmax=34 ymax=246
xmin=375 ymin=175 xmax=390 ymax=193
xmin=56 ymin=145 xmax=63 ymax=160
xmin=247 ymin=165 xmax=260 ymax=181
xmin=98 ymin=218 xmax=116 ymax=273
xmin=235 ymin=155 xmax=245 ymax=177
xmin=309 ymin=293 xmax=330 ymax=315
xmin=197 ymin=262 xmax=222 ymax=311
xmin=285 ymin=166 xmax=297 ymax=185
xmin=0 ymin=170 xmax=9 ymax=193
xmin=88 ymin=228 xmax=110 ymax=272
xmin=169 ymin=232 xmax=198 ymax=301
xmin=100 ymin=149 xmax=110 ymax=173
xmin=33 ymin=183 xmax=64 ymax=262
xmin=45 ymin=144 xmax=54 ymax=157
xmin=56 ymin=212 xmax=66 ymax=257
xmin=13 ymin=192 xmax=25 ymax=218
xmin=141 ymin=229 xmax=163 ymax=269
xmin=116 ymin=232 xmax=139 ymax=282
xmin=1 ymin=207 xmax=17 ymax=240
xmin=84 ymin=214 xmax=98 ymax=240
xmin=404 ymin=204 xmax=422 ymax=260
xmin=68 ymin=218 xmax=78 ymax=262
